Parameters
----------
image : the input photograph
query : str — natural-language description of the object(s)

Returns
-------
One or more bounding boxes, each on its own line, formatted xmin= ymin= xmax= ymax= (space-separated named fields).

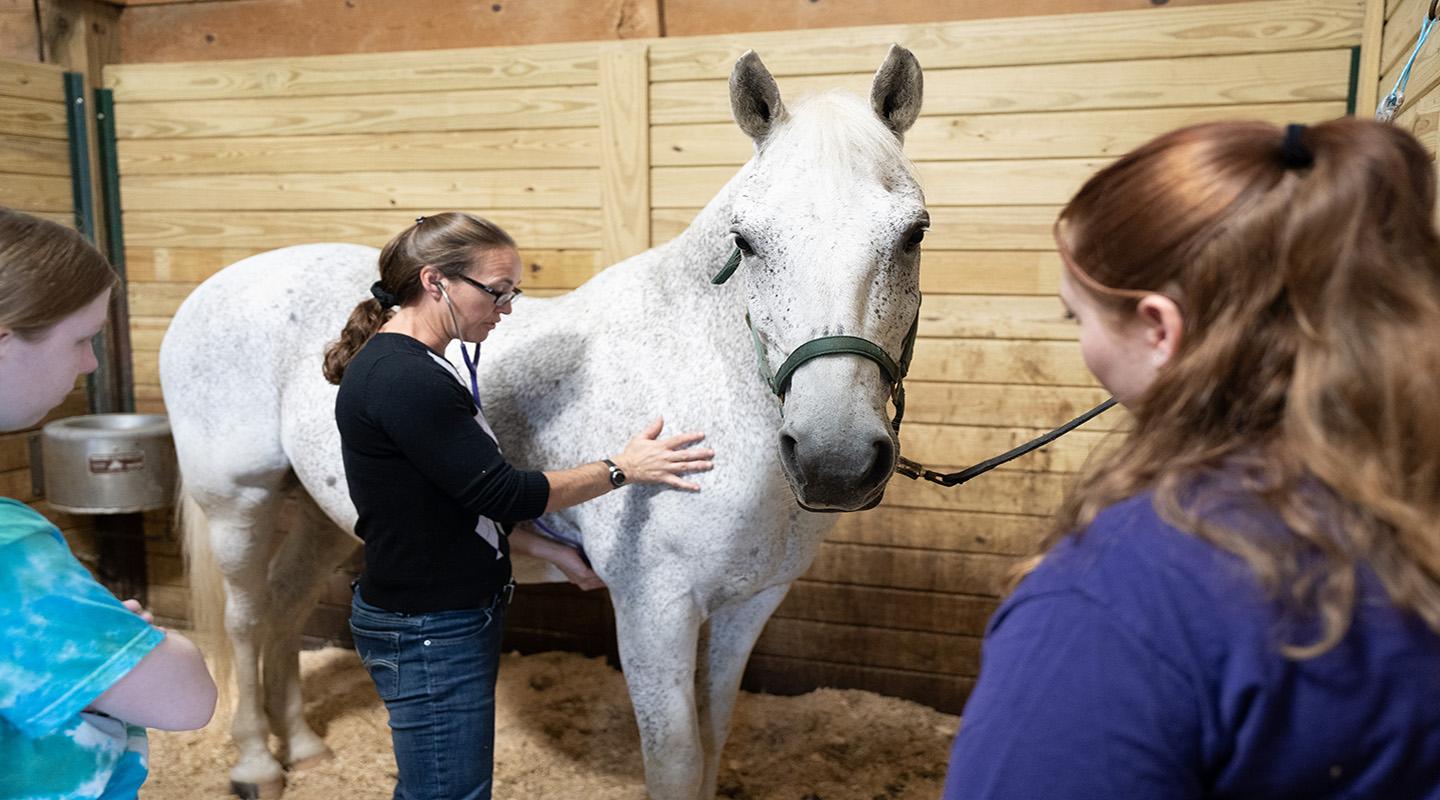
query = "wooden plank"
xmin=778 ymin=579 xmax=1001 ymax=636
xmin=1357 ymin=0 xmax=1386 ymax=117
xmin=0 ymin=59 xmax=64 ymax=101
xmin=881 ymin=468 xmax=1073 ymax=516
xmin=654 ymin=158 xmax=1107 ymax=208
xmin=899 ymin=422 xmax=1116 ymax=475
xmin=753 ymin=617 xmax=983 ymax=675
xmin=122 ymin=246 xmax=267 ymax=282
xmin=908 ymin=338 xmax=1096 ymax=386
xmin=116 ymin=128 xmax=600 ymax=175
xmin=1406 ymin=109 xmax=1440 ymax=158
xmin=114 ymin=85 xmax=600 ymax=139
xmin=104 ymin=41 xmax=602 ymax=101
xmin=650 ymin=101 xmax=1348 ymax=166
xmin=0 ymin=430 xmax=30 ymax=473
xmin=127 ymin=316 xmax=168 ymax=351
xmin=113 ymin=0 xmax=656 ymax=67
xmin=918 ymin=251 xmax=1061 ymax=296
xmin=0 ymin=132 xmax=70 ymax=176
xmin=1380 ymin=0 xmax=1425 ymax=78
xmin=0 ymin=467 xmax=35 ymax=502
xmin=826 ymin=507 xmax=1050 ymax=556
xmin=665 ymin=0 xmax=1261 ymax=38
xmin=598 ymin=42 xmax=650 ymax=264
xmin=0 ymin=172 xmax=72 ymax=211
xmin=124 ymin=246 xmax=605 ymax=286
xmin=806 ymin=540 xmax=1016 ymax=595
xmin=650 ymin=49 xmax=1355 ymax=125
xmin=0 ymin=96 xmax=68 ymax=139
xmin=649 ymin=0 xmax=1364 ymax=81
xmin=0 ymin=5 xmax=39 ymax=65
xmin=903 ymin=381 xmax=1122 ymax=429
xmin=917 ymin=295 xmax=1075 ymax=341
xmin=120 ymin=168 xmax=600 ymax=211
xmin=122 ymin=210 xmax=602 ymax=250
xmin=742 ymin=653 xmax=975 ymax=714
xmin=147 ymin=583 xmax=190 ymax=623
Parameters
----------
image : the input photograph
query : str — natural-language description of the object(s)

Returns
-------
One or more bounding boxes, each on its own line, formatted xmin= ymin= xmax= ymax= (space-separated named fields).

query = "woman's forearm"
xmin=541 ymin=461 xmax=613 ymax=512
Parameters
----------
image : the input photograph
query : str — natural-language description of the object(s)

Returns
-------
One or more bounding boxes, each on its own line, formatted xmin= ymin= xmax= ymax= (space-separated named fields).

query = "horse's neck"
xmin=639 ymin=164 xmax=746 ymax=306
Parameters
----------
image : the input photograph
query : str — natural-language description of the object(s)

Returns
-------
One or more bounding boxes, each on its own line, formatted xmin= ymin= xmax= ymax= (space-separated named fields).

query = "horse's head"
xmin=723 ymin=46 xmax=927 ymax=512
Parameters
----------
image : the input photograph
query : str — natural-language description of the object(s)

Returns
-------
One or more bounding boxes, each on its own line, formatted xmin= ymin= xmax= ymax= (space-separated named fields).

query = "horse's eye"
xmin=904 ymin=226 xmax=927 ymax=252
xmin=733 ymin=234 xmax=754 ymax=256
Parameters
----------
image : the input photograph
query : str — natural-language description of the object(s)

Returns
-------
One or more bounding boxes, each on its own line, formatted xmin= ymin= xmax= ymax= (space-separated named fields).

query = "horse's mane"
xmin=771 ymin=90 xmax=920 ymax=194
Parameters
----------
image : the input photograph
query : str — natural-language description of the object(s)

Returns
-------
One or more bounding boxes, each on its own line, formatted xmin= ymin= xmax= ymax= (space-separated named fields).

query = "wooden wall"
xmin=0 ymin=57 xmax=106 ymax=570
xmin=105 ymin=0 xmax=1368 ymax=713
xmin=98 ymin=0 xmax=1259 ymax=64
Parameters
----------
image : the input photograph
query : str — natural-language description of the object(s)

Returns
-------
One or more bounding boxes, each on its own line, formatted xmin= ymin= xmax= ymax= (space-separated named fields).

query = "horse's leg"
xmin=695 ymin=583 xmax=790 ymax=798
xmin=205 ymin=487 xmax=289 ymax=799
xmin=611 ymin=587 xmax=706 ymax=799
xmin=260 ymin=490 xmax=358 ymax=770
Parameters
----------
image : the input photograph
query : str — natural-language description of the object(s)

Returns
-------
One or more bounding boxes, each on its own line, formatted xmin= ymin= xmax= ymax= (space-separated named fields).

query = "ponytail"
xmin=323 ymin=298 xmax=390 ymax=385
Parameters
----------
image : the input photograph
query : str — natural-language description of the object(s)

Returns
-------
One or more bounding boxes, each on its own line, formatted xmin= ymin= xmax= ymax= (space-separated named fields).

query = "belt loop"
xmin=501 ymin=578 xmax=516 ymax=607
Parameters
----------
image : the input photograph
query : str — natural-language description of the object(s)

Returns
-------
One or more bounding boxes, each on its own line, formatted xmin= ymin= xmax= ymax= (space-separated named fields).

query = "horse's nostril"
xmin=865 ymin=436 xmax=895 ymax=486
xmin=779 ymin=432 xmax=799 ymax=468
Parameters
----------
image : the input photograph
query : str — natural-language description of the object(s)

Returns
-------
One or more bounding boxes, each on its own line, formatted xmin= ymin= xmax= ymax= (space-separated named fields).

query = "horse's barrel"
xmin=39 ymin=414 xmax=177 ymax=514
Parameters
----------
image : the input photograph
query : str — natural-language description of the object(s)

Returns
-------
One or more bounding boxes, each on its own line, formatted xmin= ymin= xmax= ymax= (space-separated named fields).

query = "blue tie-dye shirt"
xmin=0 ymin=498 xmax=164 ymax=799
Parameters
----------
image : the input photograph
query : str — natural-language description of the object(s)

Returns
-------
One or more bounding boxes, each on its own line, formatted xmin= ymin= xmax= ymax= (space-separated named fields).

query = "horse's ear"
xmin=871 ymin=44 xmax=923 ymax=139
xmin=730 ymin=50 xmax=786 ymax=142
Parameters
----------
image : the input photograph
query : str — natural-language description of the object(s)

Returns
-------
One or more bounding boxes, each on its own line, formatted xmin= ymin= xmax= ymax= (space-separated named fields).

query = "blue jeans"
xmin=350 ymin=586 xmax=510 ymax=800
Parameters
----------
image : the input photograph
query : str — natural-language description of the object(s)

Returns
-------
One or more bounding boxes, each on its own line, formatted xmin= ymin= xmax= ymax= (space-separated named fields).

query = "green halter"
xmin=713 ymin=247 xmax=921 ymax=433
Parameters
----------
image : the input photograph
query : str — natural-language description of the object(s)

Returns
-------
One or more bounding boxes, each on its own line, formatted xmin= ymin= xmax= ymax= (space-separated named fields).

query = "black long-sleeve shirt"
xmin=336 ymin=333 xmax=550 ymax=613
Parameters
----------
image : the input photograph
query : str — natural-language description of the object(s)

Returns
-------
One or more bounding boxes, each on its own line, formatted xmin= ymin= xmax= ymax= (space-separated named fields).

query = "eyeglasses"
xmin=454 ymin=274 xmax=523 ymax=307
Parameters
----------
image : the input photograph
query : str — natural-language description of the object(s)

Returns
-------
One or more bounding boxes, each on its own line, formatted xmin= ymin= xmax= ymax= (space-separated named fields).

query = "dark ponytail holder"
xmin=371 ymin=281 xmax=399 ymax=308
xmin=1278 ymin=123 xmax=1314 ymax=170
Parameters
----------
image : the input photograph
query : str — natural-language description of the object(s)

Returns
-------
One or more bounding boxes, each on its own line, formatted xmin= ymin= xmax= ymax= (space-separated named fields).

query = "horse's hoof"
xmin=229 ymin=778 xmax=285 ymax=799
xmin=285 ymin=748 xmax=334 ymax=772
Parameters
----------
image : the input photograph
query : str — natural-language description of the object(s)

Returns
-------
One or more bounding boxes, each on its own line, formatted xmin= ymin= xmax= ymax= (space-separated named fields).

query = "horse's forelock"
xmin=771 ymin=90 xmax=920 ymax=193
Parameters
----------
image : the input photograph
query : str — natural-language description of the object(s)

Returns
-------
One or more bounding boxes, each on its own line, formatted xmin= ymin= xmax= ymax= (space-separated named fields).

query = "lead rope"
xmin=1377 ymin=0 xmax=1439 ymax=122
xmin=895 ymin=398 xmax=1117 ymax=487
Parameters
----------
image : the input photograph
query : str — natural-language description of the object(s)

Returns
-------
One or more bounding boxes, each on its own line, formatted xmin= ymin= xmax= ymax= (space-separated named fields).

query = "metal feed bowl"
xmin=40 ymin=413 xmax=177 ymax=514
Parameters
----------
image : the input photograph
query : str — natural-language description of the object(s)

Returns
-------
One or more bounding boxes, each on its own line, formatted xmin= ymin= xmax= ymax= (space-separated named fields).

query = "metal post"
xmin=64 ymin=71 xmax=120 ymax=415
xmin=95 ymin=87 xmax=135 ymax=413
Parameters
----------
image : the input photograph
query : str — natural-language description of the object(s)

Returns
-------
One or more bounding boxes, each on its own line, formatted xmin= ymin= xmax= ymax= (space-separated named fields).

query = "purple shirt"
xmin=945 ymin=493 xmax=1440 ymax=799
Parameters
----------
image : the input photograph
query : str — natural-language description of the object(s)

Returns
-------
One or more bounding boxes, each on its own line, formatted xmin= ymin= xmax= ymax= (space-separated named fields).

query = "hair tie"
xmin=415 ymin=215 xmax=427 ymax=225
xmin=370 ymin=281 xmax=399 ymax=308
xmin=1278 ymin=123 xmax=1314 ymax=170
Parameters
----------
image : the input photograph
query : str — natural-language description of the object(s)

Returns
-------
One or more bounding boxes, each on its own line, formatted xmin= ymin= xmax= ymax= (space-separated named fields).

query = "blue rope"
xmin=1378 ymin=13 xmax=1437 ymax=122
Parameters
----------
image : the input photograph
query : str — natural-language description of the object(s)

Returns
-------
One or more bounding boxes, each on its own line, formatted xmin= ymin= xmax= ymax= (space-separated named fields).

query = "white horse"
xmin=160 ymin=46 xmax=926 ymax=799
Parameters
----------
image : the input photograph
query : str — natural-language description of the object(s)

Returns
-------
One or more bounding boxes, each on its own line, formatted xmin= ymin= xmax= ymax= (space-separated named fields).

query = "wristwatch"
xmin=602 ymin=458 xmax=627 ymax=487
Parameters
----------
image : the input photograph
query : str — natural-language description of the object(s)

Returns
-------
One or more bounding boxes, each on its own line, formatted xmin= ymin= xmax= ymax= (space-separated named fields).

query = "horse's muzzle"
xmin=777 ymin=428 xmax=896 ymax=512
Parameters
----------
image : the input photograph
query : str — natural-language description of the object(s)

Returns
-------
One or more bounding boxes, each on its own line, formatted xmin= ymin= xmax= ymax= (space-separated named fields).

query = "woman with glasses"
xmin=323 ymin=212 xmax=714 ymax=800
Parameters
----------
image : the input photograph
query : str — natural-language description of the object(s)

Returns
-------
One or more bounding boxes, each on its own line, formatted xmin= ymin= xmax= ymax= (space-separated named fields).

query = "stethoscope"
xmin=436 ymin=276 xmax=575 ymax=547
xmin=432 ymin=277 xmax=483 ymax=408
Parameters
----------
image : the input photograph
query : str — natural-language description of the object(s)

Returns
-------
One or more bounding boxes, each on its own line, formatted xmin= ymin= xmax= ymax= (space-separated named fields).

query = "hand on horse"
xmin=614 ymin=417 xmax=714 ymax=491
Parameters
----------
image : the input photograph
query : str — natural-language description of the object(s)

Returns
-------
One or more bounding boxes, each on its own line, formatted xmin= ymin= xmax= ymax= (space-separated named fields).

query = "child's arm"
xmin=88 ymin=627 xmax=217 ymax=731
